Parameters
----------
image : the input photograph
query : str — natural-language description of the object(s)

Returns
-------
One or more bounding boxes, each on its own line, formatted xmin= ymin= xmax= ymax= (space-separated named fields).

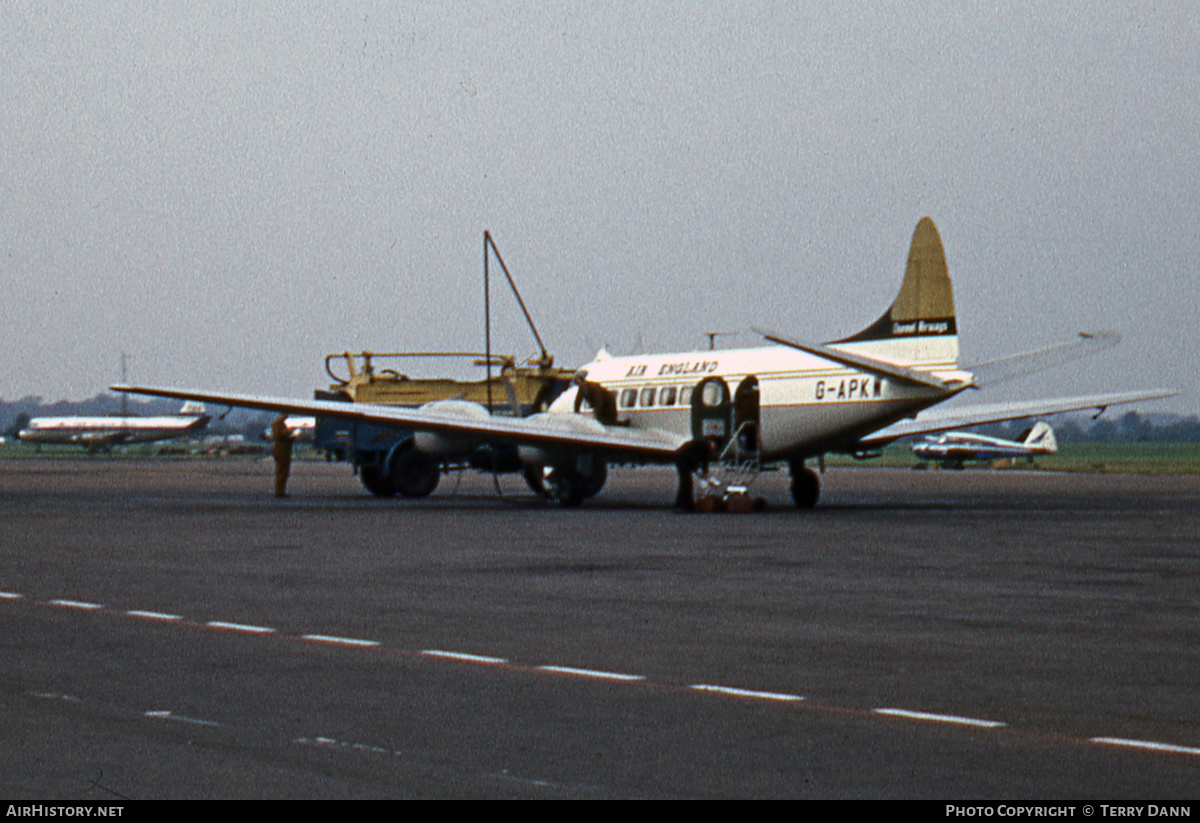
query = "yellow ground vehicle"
xmin=314 ymin=351 xmax=576 ymax=496
xmin=313 ymin=232 xmax=584 ymax=497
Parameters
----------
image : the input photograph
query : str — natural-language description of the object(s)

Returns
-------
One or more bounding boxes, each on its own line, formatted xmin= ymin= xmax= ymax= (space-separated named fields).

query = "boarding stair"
xmin=694 ymin=422 xmax=763 ymax=510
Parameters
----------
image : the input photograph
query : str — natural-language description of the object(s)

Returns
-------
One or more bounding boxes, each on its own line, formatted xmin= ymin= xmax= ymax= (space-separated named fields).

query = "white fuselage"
xmin=18 ymin=414 xmax=209 ymax=447
xmin=551 ymin=344 xmax=969 ymax=460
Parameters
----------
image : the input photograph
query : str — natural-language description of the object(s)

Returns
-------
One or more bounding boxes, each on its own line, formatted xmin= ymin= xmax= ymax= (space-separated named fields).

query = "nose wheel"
xmin=789 ymin=461 xmax=820 ymax=508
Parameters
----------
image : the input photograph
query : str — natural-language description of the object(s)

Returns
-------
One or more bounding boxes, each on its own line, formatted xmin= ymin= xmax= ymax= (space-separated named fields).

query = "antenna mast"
xmin=483 ymin=230 xmax=553 ymax=414
xmin=120 ymin=352 xmax=129 ymax=416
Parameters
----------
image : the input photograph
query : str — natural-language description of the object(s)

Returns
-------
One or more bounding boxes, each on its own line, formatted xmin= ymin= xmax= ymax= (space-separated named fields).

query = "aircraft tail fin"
xmin=829 ymin=217 xmax=958 ymax=368
xmin=1024 ymin=421 xmax=1057 ymax=453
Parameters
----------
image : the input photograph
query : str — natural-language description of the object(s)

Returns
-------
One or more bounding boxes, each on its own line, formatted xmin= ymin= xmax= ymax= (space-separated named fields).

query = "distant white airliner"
xmin=18 ymin=402 xmax=210 ymax=452
xmin=912 ymin=421 xmax=1058 ymax=468
xmin=114 ymin=217 xmax=1173 ymax=508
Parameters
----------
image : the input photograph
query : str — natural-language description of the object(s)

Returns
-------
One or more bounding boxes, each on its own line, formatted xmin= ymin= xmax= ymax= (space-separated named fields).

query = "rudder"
xmin=830 ymin=217 xmax=958 ymax=367
xmin=1024 ymin=422 xmax=1057 ymax=453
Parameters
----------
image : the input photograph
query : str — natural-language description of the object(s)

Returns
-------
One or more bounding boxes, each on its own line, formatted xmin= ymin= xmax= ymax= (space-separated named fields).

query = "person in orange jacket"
xmin=271 ymin=413 xmax=293 ymax=498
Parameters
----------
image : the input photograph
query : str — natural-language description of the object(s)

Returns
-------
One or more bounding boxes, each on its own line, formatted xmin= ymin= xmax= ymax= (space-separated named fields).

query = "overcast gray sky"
xmin=2 ymin=2 xmax=1196 ymax=414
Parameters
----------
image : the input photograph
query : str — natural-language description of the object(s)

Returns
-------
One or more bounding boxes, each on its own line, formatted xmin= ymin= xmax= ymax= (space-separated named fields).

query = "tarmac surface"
xmin=2 ymin=458 xmax=1199 ymax=799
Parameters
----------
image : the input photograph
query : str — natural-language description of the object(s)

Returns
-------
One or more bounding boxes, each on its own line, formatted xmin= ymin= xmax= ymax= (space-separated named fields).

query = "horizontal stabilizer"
xmin=966 ymin=331 xmax=1120 ymax=388
xmin=856 ymin=389 xmax=1176 ymax=447
xmin=754 ymin=327 xmax=967 ymax=391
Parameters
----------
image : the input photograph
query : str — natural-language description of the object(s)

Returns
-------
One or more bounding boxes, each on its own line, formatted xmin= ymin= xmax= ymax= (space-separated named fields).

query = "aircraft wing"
xmin=855 ymin=389 xmax=1176 ymax=447
xmin=111 ymin=384 xmax=689 ymax=461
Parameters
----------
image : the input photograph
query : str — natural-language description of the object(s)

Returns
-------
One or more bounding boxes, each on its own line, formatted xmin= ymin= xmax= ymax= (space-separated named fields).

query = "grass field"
xmin=1026 ymin=441 xmax=1200 ymax=474
xmin=824 ymin=441 xmax=1200 ymax=475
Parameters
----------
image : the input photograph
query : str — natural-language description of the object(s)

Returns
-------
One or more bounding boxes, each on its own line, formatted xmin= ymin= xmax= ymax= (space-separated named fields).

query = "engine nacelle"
xmin=411 ymin=399 xmax=490 ymax=456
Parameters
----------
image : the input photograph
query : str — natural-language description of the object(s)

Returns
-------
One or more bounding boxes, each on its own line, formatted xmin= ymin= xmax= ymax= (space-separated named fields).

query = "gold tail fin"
xmin=831 ymin=217 xmax=958 ymax=366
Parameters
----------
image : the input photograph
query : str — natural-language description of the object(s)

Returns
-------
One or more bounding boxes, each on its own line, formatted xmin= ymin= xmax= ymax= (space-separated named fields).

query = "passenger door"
xmin=690 ymin=376 xmax=732 ymax=449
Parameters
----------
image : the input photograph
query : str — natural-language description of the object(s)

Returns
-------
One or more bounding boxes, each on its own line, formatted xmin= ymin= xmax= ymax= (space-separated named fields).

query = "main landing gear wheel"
xmin=359 ymin=463 xmax=396 ymax=497
xmin=359 ymin=443 xmax=441 ymax=498
xmin=579 ymin=461 xmax=607 ymax=499
xmin=524 ymin=460 xmax=607 ymax=507
xmin=546 ymin=467 xmax=585 ymax=507
xmin=790 ymin=463 xmax=820 ymax=508
xmin=387 ymin=442 xmax=440 ymax=498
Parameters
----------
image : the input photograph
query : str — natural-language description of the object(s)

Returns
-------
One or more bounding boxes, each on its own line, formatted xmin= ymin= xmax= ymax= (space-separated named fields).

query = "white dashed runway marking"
xmin=5 ymin=587 xmax=1199 ymax=764
xmin=1091 ymin=737 xmax=1200 ymax=757
xmin=29 ymin=691 xmax=81 ymax=703
xmin=293 ymin=736 xmax=401 ymax=757
xmin=145 ymin=710 xmax=226 ymax=728
xmin=873 ymin=708 xmax=1007 ymax=728
xmin=537 ymin=665 xmax=646 ymax=682
xmin=48 ymin=599 xmax=103 ymax=610
xmin=689 ymin=684 xmax=806 ymax=702
xmin=303 ymin=634 xmax=381 ymax=648
xmin=421 ymin=649 xmax=508 ymax=665
xmin=126 ymin=610 xmax=183 ymax=621
xmin=205 ymin=621 xmax=276 ymax=634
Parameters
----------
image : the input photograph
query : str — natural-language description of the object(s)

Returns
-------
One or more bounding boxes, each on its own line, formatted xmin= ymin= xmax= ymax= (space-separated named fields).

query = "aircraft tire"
xmin=525 ymin=461 xmax=605 ymax=502
xmin=523 ymin=463 xmax=550 ymax=496
xmin=553 ymin=469 xmax=585 ymax=507
xmin=580 ymin=461 xmax=607 ymax=499
xmin=359 ymin=464 xmax=397 ymax=497
xmin=790 ymin=465 xmax=820 ymax=508
xmin=532 ymin=465 xmax=584 ymax=507
xmin=387 ymin=442 xmax=440 ymax=498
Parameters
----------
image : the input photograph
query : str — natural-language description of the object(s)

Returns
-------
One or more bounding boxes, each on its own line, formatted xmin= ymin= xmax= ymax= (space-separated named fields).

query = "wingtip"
xmin=1078 ymin=330 xmax=1121 ymax=345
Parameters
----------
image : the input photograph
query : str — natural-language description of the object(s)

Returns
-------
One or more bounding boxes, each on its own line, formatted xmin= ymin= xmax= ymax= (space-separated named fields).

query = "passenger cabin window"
xmin=640 ymin=387 xmax=656 ymax=408
xmin=680 ymin=386 xmax=693 ymax=406
xmin=620 ymin=388 xmax=637 ymax=409
xmin=701 ymin=380 xmax=726 ymax=407
xmin=660 ymin=386 xmax=677 ymax=406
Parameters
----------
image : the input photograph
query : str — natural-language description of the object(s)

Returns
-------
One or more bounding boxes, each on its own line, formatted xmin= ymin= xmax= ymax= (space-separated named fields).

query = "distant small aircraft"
xmin=912 ymin=421 xmax=1057 ymax=469
xmin=17 ymin=401 xmax=210 ymax=452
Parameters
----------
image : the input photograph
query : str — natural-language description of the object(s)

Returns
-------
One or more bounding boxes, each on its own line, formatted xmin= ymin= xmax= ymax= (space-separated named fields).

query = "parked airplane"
xmin=113 ymin=217 xmax=1172 ymax=508
xmin=912 ymin=421 xmax=1057 ymax=468
xmin=18 ymin=402 xmax=210 ymax=452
